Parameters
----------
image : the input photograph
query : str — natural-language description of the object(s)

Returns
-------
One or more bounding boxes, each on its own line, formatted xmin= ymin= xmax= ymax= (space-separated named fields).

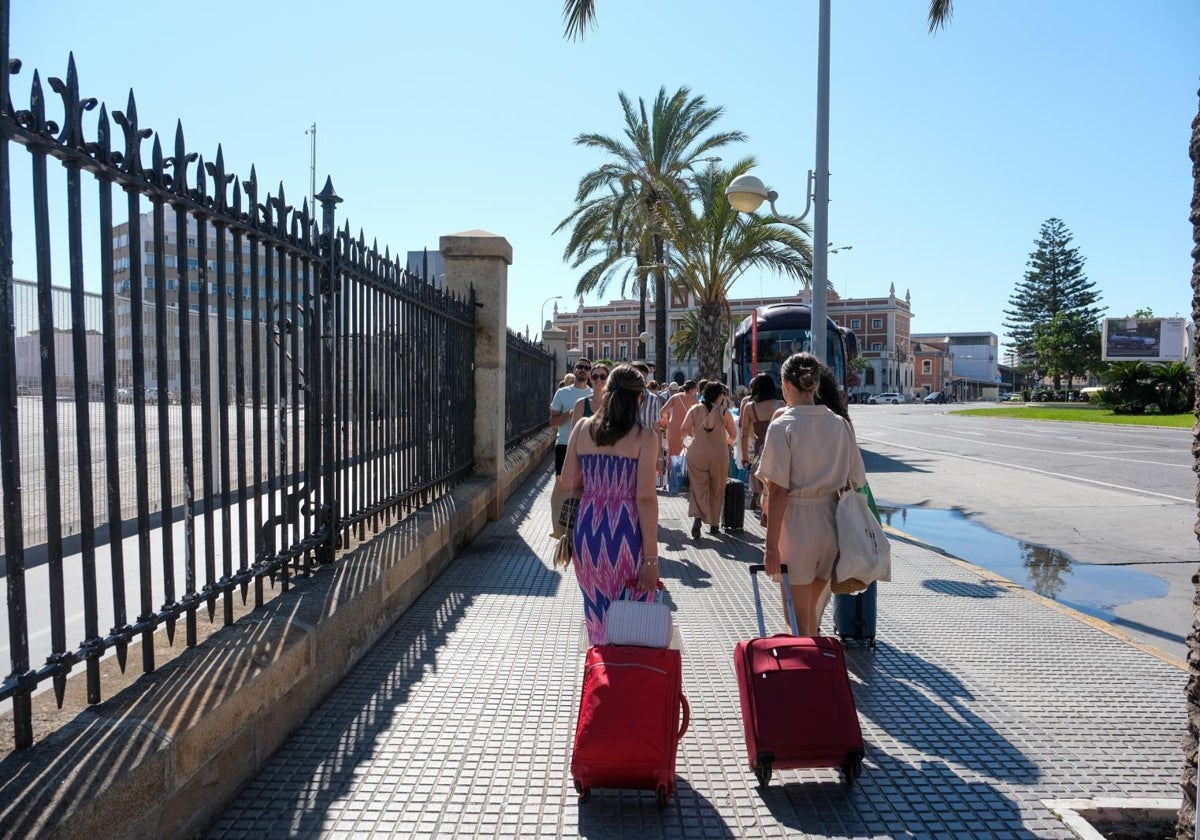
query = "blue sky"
xmin=10 ymin=1 xmax=1199 ymax=352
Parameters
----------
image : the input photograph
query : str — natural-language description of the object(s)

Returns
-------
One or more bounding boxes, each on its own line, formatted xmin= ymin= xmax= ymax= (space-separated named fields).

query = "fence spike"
xmin=48 ymin=53 xmax=96 ymax=148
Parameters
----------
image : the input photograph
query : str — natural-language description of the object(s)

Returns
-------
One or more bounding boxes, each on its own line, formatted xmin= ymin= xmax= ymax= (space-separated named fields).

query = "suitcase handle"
xmin=749 ymin=564 xmax=799 ymax=637
xmin=622 ymin=579 xmax=665 ymax=602
xmin=678 ymin=693 xmax=690 ymax=740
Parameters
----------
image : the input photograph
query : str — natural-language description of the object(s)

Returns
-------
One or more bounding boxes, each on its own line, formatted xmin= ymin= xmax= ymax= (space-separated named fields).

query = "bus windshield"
xmin=731 ymin=308 xmax=850 ymax=392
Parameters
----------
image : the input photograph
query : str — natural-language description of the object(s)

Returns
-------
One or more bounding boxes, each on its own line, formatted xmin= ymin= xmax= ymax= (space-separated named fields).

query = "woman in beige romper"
xmin=756 ymin=353 xmax=866 ymax=636
xmin=683 ymin=381 xmax=738 ymax=539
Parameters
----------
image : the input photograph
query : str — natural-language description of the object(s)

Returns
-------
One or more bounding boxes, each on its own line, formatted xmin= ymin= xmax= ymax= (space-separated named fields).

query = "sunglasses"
xmin=574 ymin=365 xmax=591 ymax=372
xmin=591 ymin=372 xmax=608 ymax=381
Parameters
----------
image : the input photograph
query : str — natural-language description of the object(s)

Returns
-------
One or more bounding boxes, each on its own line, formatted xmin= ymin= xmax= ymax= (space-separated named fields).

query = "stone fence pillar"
xmin=441 ymin=229 xmax=512 ymax=520
xmin=541 ymin=325 xmax=569 ymax=391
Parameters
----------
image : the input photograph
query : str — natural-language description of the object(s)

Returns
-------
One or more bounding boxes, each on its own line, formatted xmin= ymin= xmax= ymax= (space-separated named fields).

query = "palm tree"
xmin=569 ymin=87 xmax=745 ymax=375
xmin=660 ymin=160 xmax=810 ymax=378
xmin=1151 ymin=361 xmax=1193 ymax=415
xmin=667 ymin=308 xmax=708 ymax=364
xmin=554 ymin=183 xmax=653 ymax=347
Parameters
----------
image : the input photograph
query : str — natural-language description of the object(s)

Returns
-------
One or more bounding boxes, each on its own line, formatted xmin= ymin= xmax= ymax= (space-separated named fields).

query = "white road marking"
xmin=857 ymin=436 xmax=1194 ymax=503
xmin=864 ymin=425 xmax=1190 ymax=469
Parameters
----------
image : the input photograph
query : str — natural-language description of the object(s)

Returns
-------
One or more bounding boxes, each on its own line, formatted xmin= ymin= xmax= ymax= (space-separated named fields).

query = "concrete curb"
xmin=0 ymin=429 xmax=554 ymax=840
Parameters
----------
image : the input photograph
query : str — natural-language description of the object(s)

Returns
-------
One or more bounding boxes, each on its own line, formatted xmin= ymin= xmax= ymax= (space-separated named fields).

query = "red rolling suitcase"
xmin=571 ymin=644 xmax=690 ymax=806
xmin=734 ymin=564 xmax=865 ymax=788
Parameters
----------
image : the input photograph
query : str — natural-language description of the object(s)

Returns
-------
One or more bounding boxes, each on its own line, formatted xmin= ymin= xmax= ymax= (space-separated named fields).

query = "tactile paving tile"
xmin=207 ymin=465 xmax=1184 ymax=839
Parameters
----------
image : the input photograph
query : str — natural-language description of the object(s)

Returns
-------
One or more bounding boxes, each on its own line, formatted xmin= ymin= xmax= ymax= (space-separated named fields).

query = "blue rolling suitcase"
xmin=834 ymin=582 xmax=877 ymax=649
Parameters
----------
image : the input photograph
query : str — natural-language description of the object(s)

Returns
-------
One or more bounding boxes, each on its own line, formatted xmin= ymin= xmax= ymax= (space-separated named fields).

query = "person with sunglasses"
xmin=567 ymin=362 xmax=611 ymax=430
xmin=551 ymin=359 xmax=595 ymax=476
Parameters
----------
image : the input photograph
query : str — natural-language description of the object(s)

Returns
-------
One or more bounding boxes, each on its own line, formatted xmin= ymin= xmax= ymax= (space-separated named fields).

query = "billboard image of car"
xmin=1101 ymin=317 xmax=1188 ymax=363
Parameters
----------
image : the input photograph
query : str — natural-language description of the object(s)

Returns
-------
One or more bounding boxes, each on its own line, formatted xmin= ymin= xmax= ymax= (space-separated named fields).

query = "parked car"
xmin=116 ymin=386 xmax=133 ymax=403
xmin=869 ymin=392 xmax=905 ymax=405
xmin=923 ymin=392 xmax=947 ymax=404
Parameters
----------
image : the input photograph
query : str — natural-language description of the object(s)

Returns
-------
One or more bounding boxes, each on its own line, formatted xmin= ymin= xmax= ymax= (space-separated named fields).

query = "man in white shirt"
xmin=550 ymin=359 xmax=594 ymax=476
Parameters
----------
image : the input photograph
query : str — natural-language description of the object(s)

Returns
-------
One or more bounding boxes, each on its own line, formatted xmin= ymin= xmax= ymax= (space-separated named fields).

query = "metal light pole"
xmin=811 ymin=0 xmax=831 ymax=365
xmin=724 ymin=0 xmax=833 ymax=364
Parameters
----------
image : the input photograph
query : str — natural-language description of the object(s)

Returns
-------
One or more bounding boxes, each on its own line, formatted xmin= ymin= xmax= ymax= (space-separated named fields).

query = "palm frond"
xmin=562 ymin=0 xmax=597 ymax=41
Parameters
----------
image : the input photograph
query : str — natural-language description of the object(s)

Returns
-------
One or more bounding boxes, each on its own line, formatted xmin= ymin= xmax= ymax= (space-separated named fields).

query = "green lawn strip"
xmin=951 ymin=406 xmax=1193 ymax=428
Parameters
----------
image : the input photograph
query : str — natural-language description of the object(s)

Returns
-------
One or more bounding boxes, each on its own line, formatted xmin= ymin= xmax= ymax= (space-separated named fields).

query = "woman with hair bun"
xmin=559 ymin=364 xmax=661 ymax=645
xmin=756 ymin=352 xmax=866 ymax=636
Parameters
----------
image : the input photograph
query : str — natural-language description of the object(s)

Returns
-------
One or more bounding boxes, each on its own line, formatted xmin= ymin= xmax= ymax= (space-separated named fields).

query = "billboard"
xmin=1101 ymin=317 xmax=1188 ymax=363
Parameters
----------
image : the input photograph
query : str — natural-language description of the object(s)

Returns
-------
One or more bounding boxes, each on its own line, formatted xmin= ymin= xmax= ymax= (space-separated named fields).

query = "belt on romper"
xmin=785 ymin=492 xmax=837 ymax=507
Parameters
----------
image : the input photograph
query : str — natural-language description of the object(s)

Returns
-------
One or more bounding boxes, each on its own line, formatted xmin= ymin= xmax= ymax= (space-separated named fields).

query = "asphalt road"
xmin=850 ymin=401 xmax=1195 ymax=661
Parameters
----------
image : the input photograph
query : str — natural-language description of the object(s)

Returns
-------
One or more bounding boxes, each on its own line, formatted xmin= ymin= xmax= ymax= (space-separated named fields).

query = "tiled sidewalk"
xmin=206 ymin=463 xmax=1186 ymax=839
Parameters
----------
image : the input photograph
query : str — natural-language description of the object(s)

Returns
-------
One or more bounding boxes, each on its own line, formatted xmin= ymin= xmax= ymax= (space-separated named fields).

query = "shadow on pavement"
xmin=575 ymin=776 xmax=735 ymax=838
xmin=922 ymin=578 xmax=1005 ymax=598
xmin=861 ymin=448 xmax=932 ymax=474
xmin=847 ymin=645 xmax=1040 ymax=785
xmin=761 ymin=755 xmax=1045 ymax=838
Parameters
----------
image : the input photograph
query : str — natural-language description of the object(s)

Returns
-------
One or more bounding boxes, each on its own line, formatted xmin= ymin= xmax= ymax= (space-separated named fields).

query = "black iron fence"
xmin=505 ymin=329 xmax=555 ymax=448
xmin=0 ymin=13 xmax=487 ymax=750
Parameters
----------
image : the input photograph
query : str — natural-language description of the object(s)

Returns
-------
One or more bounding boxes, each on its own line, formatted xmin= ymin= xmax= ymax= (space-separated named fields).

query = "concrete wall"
xmin=0 ymin=429 xmax=553 ymax=840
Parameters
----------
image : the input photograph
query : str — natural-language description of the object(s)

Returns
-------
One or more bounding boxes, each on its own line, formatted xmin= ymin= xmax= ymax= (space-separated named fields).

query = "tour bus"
xmin=729 ymin=303 xmax=858 ymax=393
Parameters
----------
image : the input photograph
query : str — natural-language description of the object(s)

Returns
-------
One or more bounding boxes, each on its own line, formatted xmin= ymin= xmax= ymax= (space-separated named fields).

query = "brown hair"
xmin=780 ymin=352 xmax=821 ymax=393
xmin=590 ymin=364 xmax=645 ymax=447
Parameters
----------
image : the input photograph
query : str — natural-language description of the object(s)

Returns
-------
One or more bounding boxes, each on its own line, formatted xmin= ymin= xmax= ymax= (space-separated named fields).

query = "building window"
xmin=851 ymin=318 xmax=861 ymax=331
xmin=922 ymin=360 xmax=932 ymax=374
xmin=602 ymin=323 xmax=611 ymax=334
xmin=619 ymin=323 xmax=628 ymax=334
xmin=871 ymin=342 xmax=882 ymax=351
xmin=865 ymin=368 xmax=875 ymax=386
xmin=619 ymin=343 xmax=629 ymax=360
xmin=601 ymin=344 xmax=611 ymax=359
xmin=586 ymin=324 xmax=595 ymax=335
xmin=872 ymin=318 xmax=883 ymax=330
xmin=187 ymin=237 xmax=197 ymax=247
xmin=585 ymin=344 xmax=595 ymax=358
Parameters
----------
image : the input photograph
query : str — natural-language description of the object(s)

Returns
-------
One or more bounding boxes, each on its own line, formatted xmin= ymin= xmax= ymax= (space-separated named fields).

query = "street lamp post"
xmin=724 ymin=0 xmax=833 ymax=363
xmin=538 ymin=295 xmax=562 ymax=342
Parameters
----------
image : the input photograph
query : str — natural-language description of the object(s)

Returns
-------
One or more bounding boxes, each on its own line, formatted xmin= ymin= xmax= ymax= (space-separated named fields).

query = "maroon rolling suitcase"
xmin=571 ymin=644 xmax=690 ymax=806
xmin=734 ymin=564 xmax=865 ymax=788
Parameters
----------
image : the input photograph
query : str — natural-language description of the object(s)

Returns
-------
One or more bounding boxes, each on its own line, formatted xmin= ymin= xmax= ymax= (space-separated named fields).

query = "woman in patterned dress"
xmin=559 ymin=364 xmax=661 ymax=645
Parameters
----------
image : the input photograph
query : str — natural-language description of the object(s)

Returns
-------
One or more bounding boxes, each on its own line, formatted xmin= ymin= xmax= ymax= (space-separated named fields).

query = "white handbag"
xmin=605 ymin=581 xmax=672 ymax=648
xmin=834 ymin=486 xmax=891 ymax=585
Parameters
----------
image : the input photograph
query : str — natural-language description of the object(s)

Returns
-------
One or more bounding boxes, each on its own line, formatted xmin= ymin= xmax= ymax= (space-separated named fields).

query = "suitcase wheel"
xmin=574 ymin=780 xmax=591 ymax=801
xmin=754 ymin=759 xmax=773 ymax=788
xmin=841 ymin=755 xmax=863 ymax=789
xmin=655 ymin=785 xmax=668 ymax=809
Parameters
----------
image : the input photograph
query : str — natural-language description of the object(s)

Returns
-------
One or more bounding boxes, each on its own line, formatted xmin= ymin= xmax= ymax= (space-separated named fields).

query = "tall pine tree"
xmin=1003 ymin=218 xmax=1103 ymax=382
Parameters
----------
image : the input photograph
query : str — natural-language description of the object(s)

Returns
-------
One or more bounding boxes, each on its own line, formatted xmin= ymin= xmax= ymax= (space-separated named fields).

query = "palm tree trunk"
xmin=637 ymin=256 xmax=648 ymax=360
xmin=654 ymin=233 xmax=667 ymax=379
xmin=698 ymin=299 xmax=724 ymax=380
xmin=1176 ymin=84 xmax=1200 ymax=840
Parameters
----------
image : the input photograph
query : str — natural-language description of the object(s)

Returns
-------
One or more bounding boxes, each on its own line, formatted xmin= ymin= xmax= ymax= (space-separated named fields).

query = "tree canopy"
xmin=1003 ymin=218 xmax=1103 ymax=383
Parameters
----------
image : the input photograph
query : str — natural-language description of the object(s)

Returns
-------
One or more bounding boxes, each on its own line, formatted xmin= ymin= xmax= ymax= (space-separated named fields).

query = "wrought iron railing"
xmin=0 ymin=14 xmax=479 ymax=749
xmin=505 ymin=330 xmax=555 ymax=448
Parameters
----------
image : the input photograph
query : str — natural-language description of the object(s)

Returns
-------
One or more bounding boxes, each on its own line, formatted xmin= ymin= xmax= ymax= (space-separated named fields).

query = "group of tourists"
xmin=550 ymin=352 xmax=866 ymax=645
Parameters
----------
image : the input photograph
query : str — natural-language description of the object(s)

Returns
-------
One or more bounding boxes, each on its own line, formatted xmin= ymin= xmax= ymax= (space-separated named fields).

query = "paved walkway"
xmin=206 ymin=463 xmax=1186 ymax=839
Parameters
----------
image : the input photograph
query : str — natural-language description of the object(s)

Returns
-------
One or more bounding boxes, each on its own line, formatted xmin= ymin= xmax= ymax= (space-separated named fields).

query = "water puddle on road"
xmin=875 ymin=503 xmax=1168 ymax=622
